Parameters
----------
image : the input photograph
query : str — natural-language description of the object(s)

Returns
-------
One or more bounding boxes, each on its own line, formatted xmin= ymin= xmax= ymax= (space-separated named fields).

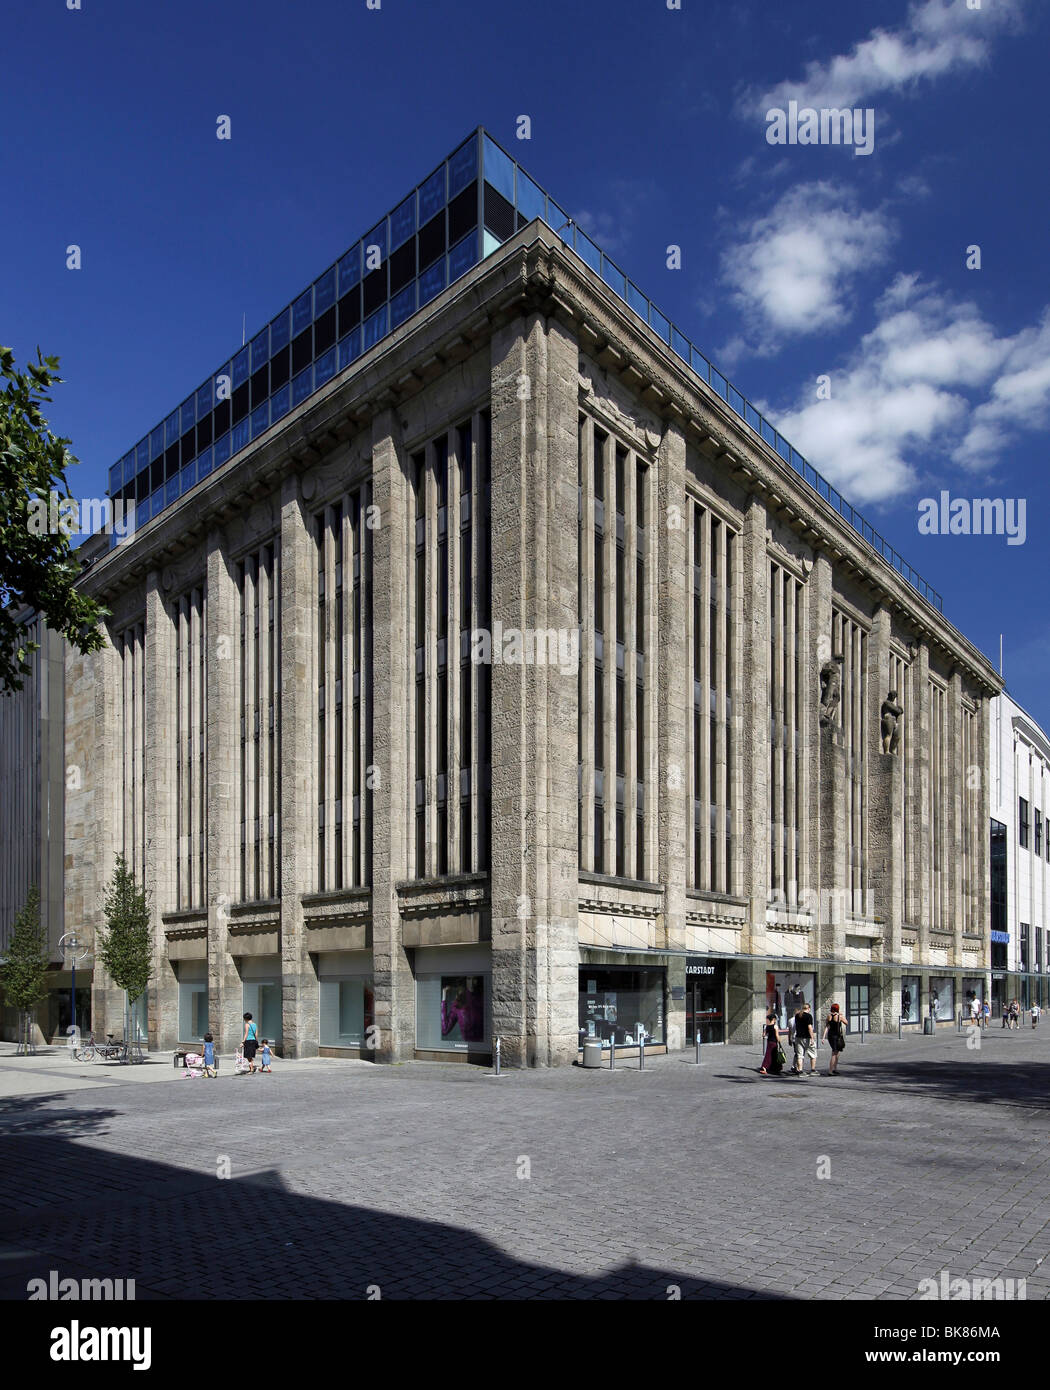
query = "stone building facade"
xmin=0 ymin=612 xmax=68 ymax=1043
xmin=65 ymin=132 xmax=1000 ymax=1060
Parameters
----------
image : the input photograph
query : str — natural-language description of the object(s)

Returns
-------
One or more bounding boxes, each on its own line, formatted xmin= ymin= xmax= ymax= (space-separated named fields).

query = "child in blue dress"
xmin=259 ymin=1039 xmax=272 ymax=1073
xmin=201 ymin=1033 xmax=216 ymax=1078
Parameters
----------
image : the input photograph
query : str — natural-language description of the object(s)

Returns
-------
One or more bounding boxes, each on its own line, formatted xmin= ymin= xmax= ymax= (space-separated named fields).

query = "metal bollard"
xmin=898 ymin=1016 xmax=902 ymax=1041
xmin=609 ymin=1038 xmax=615 ymax=1069
xmin=494 ymin=1036 xmax=501 ymax=1076
xmin=695 ymin=1032 xmax=701 ymax=1065
xmin=639 ymin=1034 xmax=645 ymax=1070
xmin=859 ymin=1017 xmax=865 ymax=1044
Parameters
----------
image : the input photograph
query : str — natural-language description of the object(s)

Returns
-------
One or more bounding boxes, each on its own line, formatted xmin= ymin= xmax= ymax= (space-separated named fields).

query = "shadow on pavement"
xmin=0 ymin=1096 xmax=791 ymax=1301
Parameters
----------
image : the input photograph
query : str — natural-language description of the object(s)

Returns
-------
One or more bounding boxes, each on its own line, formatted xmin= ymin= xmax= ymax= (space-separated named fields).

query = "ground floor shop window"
xmin=928 ymin=976 xmax=954 ymax=1022
xmin=49 ymin=988 xmax=91 ymax=1041
xmin=242 ymin=981 xmax=282 ymax=1044
xmin=128 ymin=993 xmax=148 ymax=1044
xmin=579 ymin=967 xmax=665 ymax=1048
xmin=961 ymin=979 xmax=985 ymax=1020
xmin=319 ymin=977 xmax=374 ymax=1047
xmin=900 ymin=975 xmax=920 ymax=1024
xmin=177 ymin=965 xmax=209 ymax=1040
xmin=416 ymin=973 xmax=489 ymax=1050
xmin=766 ymin=970 xmax=815 ymax=1032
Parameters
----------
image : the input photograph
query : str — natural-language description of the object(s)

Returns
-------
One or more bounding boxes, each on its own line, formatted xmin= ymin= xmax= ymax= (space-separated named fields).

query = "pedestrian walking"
xmin=201 ymin=1032 xmax=216 ymax=1078
xmin=260 ymin=1039 xmax=273 ymax=1071
xmin=1031 ymin=1004 xmax=1040 ymax=1030
xmin=759 ymin=1011 xmax=781 ymax=1075
xmin=242 ymin=1012 xmax=259 ymax=1073
xmin=970 ymin=996 xmax=981 ymax=1026
xmin=792 ymin=1002 xmax=818 ymax=1076
xmin=1010 ymin=999 xmax=1020 ymax=1030
xmin=822 ymin=1003 xmax=847 ymax=1075
xmin=982 ymin=1000 xmax=991 ymax=1029
xmin=1002 ymin=1002 xmax=1010 ymax=1029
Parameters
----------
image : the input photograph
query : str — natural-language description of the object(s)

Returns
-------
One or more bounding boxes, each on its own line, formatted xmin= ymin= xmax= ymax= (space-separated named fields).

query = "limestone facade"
xmin=63 ymin=221 xmax=1000 ymax=1059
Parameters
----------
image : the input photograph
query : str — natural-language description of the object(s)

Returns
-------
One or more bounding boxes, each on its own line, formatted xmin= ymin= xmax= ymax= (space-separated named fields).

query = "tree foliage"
xmin=0 ymin=885 xmax=49 ymax=1013
xmin=98 ymin=855 xmax=152 ymax=1005
xmin=0 ymin=345 xmax=108 ymax=693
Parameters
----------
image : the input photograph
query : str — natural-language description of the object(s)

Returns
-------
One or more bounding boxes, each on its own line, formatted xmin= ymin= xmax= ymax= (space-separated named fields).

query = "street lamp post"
xmin=58 ymin=931 xmax=90 ymax=1044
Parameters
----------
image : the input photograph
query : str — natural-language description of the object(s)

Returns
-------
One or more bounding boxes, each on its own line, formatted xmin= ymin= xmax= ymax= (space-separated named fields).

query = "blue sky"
xmin=3 ymin=0 xmax=1047 ymax=715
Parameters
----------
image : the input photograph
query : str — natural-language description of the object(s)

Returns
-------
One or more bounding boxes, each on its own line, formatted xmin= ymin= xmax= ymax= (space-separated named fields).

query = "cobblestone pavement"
xmin=2 ymin=1025 xmax=1049 ymax=1300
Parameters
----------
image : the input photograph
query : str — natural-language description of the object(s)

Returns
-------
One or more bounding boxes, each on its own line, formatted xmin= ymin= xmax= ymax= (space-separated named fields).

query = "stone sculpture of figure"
xmin=818 ymin=655 xmax=844 ymax=726
xmin=881 ymin=689 xmax=903 ymax=753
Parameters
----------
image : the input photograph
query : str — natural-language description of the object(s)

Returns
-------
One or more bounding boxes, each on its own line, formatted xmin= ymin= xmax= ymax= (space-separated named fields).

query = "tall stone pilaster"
xmin=280 ymin=477 xmax=318 ymax=1057
xmin=90 ymin=630 xmax=125 ymax=1039
xmin=370 ymin=409 xmax=414 ymax=1063
xmin=145 ymin=574 xmax=178 ymax=1048
xmin=205 ymin=531 xmax=242 ymax=1053
xmin=738 ymin=492 xmax=770 ymax=957
xmin=656 ymin=424 xmax=689 ymax=956
xmin=489 ymin=312 xmax=579 ymax=1067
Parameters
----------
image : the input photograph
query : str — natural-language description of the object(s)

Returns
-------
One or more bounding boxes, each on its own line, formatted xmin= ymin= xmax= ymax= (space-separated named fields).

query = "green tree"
xmin=0 ymin=345 xmax=109 ymax=694
xmin=0 ymin=886 xmax=49 ymax=1053
xmin=98 ymin=855 xmax=152 ymax=1044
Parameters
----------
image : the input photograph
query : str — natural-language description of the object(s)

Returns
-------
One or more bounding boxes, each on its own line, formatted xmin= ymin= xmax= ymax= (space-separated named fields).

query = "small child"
xmin=260 ymin=1039 xmax=272 ymax=1073
xmin=1032 ymin=1005 xmax=1040 ymax=1030
xmin=202 ymin=1032 xmax=216 ymax=1077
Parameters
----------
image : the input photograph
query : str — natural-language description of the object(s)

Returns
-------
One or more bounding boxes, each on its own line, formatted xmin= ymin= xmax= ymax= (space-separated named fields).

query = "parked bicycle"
xmin=73 ymin=1032 xmax=143 ymax=1064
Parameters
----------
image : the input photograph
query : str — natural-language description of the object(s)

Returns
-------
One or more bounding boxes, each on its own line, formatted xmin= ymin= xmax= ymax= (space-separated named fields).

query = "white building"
xmin=990 ymin=691 xmax=1050 ymax=1015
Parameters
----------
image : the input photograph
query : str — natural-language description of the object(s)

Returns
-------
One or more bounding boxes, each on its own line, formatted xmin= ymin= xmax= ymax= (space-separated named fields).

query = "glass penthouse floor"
xmin=104 ymin=127 xmax=941 ymax=613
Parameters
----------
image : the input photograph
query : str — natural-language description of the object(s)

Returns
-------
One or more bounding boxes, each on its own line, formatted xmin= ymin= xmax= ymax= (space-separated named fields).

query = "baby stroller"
xmin=234 ymin=1047 xmax=252 ymax=1075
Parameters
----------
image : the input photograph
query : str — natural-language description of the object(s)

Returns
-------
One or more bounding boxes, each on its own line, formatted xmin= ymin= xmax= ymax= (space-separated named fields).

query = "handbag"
xmin=772 ymin=1045 xmax=786 ymax=1072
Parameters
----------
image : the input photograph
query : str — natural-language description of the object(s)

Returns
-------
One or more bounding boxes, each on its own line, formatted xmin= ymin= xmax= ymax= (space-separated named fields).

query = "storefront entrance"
xmin=846 ymin=976 xmax=870 ymax=1033
xmin=684 ymin=959 xmax=725 ymax=1045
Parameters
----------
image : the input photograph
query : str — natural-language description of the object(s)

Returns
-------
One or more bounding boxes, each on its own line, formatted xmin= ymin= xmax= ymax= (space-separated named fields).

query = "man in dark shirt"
xmin=792 ymin=1003 xmax=818 ymax=1075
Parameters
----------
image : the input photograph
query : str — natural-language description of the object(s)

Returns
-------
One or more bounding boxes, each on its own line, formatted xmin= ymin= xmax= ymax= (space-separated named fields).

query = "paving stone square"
xmin=1 ymin=1026 xmax=1048 ymax=1301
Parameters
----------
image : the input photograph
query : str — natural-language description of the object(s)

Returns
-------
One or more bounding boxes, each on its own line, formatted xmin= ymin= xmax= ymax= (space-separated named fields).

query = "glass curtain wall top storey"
xmin=105 ymin=128 xmax=942 ymax=614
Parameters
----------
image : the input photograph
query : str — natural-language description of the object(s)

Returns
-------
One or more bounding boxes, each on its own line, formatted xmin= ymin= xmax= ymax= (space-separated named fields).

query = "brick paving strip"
xmin=1 ymin=1028 xmax=1048 ymax=1300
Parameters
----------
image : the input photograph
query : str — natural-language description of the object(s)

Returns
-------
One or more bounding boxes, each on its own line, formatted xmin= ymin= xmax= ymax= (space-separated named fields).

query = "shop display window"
xmin=579 ymin=967 xmax=665 ymax=1048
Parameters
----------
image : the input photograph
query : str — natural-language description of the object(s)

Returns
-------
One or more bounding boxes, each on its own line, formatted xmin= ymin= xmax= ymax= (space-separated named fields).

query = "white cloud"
xmin=720 ymin=182 xmax=895 ymax=346
xmin=959 ymin=309 xmax=1050 ymax=464
xmin=748 ymin=0 xmax=1024 ymax=113
xmin=766 ymin=275 xmax=1050 ymax=506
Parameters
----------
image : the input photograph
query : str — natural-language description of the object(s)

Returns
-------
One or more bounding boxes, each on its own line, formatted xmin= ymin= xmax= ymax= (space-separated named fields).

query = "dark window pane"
xmin=448 ymin=181 xmax=478 ymax=246
xmin=389 ymin=237 xmax=415 ymax=295
xmin=269 ymin=346 xmax=289 ymax=391
xmin=231 ymin=382 xmax=249 ymax=426
xmin=164 ymin=443 xmax=179 ymax=480
xmin=196 ymin=411 xmax=213 ymax=449
xmin=214 ymin=398 xmax=231 ymax=437
xmin=251 ymin=364 xmax=269 ymax=407
xmin=180 ymin=428 xmax=195 ymax=463
xmin=418 ymin=212 xmax=445 ymax=272
xmin=314 ymin=306 xmax=336 ymax=355
xmin=338 ymin=291 xmax=361 ymax=335
xmin=292 ymin=328 xmax=312 ymax=377
xmin=362 ymin=265 xmax=386 ymax=317
xmin=483 ymin=182 xmax=516 ymax=241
